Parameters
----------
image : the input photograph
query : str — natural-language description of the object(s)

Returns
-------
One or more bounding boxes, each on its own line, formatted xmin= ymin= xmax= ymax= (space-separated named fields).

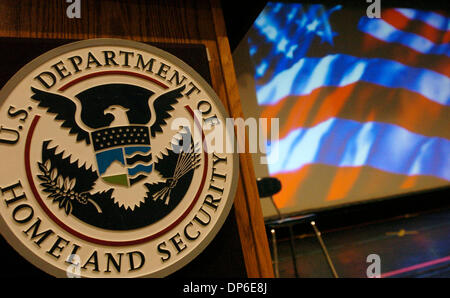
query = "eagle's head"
xmin=103 ymin=105 xmax=130 ymax=115
xmin=103 ymin=105 xmax=131 ymax=126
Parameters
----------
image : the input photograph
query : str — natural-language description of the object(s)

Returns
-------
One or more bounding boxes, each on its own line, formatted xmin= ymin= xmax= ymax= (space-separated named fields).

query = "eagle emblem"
xmin=0 ymin=39 xmax=238 ymax=278
xmin=31 ymin=83 xmax=200 ymax=230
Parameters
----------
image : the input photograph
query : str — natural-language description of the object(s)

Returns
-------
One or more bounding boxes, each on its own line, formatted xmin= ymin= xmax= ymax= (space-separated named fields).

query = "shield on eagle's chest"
xmin=91 ymin=125 xmax=152 ymax=187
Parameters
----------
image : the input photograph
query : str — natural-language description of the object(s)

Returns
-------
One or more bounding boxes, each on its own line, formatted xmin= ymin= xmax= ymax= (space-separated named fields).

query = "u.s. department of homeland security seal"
xmin=0 ymin=39 xmax=238 ymax=277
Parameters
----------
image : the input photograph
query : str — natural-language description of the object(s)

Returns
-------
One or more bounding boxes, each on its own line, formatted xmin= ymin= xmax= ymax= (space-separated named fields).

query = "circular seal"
xmin=0 ymin=39 xmax=238 ymax=277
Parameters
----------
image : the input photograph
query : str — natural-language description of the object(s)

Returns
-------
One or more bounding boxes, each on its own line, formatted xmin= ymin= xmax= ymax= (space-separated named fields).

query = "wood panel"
xmin=209 ymin=0 xmax=274 ymax=277
xmin=0 ymin=0 xmax=273 ymax=277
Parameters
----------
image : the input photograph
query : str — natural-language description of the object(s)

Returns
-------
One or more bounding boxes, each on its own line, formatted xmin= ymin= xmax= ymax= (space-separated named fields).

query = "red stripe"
xmin=260 ymin=82 xmax=450 ymax=141
xmin=58 ymin=70 xmax=169 ymax=91
xmin=381 ymin=255 xmax=450 ymax=278
xmin=382 ymin=9 xmax=450 ymax=44
xmin=360 ymin=34 xmax=450 ymax=77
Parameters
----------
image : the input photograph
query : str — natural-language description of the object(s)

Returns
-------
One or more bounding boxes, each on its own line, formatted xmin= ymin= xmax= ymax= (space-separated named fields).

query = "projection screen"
xmin=233 ymin=2 xmax=450 ymax=218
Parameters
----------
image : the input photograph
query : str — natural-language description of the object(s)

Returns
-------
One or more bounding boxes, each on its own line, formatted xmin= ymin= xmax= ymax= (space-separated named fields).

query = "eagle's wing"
xmin=150 ymin=85 xmax=186 ymax=137
xmin=31 ymin=87 xmax=91 ymax=144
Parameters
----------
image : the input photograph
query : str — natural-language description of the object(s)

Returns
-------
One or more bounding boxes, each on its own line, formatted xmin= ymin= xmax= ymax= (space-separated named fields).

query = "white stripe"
xmin=266 ymin=118 xmax=450 ymax=181
xmin=256 ymin=54 xmax=450 ymax=106
xmin=358 ymin=17 xmax=450 ymax=56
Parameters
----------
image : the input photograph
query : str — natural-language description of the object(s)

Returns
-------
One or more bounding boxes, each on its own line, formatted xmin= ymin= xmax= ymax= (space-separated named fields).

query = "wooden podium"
xmin=0 ymin=0 xmax=273 ymax=278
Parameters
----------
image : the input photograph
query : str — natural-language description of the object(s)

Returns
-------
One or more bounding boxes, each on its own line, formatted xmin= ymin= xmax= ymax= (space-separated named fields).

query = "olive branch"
xmin=37 ymin=160 xmax=88 ymax=215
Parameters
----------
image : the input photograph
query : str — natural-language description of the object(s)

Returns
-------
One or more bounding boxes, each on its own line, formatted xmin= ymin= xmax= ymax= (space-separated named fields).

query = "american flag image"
xmin=247 ymin=2 xmax=450 ymax=213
